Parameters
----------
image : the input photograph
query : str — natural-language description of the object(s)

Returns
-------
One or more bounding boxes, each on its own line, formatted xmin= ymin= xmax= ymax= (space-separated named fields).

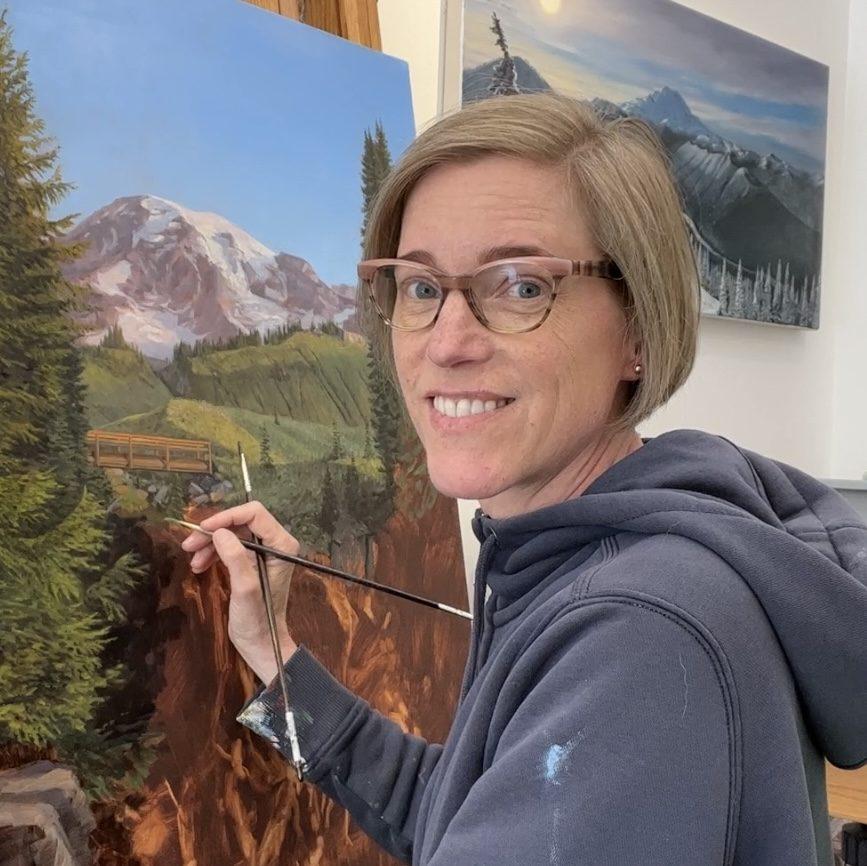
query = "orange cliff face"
xmin=91 ymin=484 xmax=469 ymax=866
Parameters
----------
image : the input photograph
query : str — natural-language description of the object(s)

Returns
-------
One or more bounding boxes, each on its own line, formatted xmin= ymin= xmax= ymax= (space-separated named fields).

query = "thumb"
xmin=211 ymin=528 xmax=258 ymax=593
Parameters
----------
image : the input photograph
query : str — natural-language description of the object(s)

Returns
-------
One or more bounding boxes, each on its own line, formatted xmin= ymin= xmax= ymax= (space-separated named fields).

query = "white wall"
xmin=378 ymin=0 xmax=863 ymax=594
xmin=377 ymin=0 xmax=445 ymax=131
xmin=831 ymin=0 xmax=867 ymax=481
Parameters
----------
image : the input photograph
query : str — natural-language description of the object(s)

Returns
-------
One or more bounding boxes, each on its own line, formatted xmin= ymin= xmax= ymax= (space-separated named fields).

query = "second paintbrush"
xmin=165 ymin=516 xmax=472 ymax=621
xmin=237 ymin=444 xmax=306 ymax=780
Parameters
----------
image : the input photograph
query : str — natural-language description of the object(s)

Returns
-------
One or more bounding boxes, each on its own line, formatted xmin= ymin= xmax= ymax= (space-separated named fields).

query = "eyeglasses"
xmin=357 ymin=256 xmax=624 ymax=334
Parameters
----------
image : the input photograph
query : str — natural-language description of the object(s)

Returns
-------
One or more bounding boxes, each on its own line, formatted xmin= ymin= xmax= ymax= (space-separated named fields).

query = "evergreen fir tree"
xmin=344 ymin=455 xmax=390 ymax=577
xmin=260 ymin=427 xmax=274 ymax=471
xmin=488 ymin=12 xmax=519 ymax=96
xmin=363 ymin=422 xmax=375 ymax=459
xmin=319 ymin=464 xmax=338 ymax=544
xmin=732 ymin=260 xmax=744 ymax=318
xmin=367 ymin=341 xmax=402 ymax=508
xmin=717 ymin=261 xmax=729 ymax=315
xmin=360 ymin=121 xmax=393 ymax=251
xmin=344 ymin=456 xmax=361 ymax=514
xmin=99 ymin=323 xmax=128 ymax=350
xmin=328 ymin=422 xmax=344 ymax=461
xmin=359 ymin=121 xmax=402 ymax=519
xmin=0 ymin=12 xmax=145 ymax=794
xmin=773 ymin=259 xmax=784 ymax=320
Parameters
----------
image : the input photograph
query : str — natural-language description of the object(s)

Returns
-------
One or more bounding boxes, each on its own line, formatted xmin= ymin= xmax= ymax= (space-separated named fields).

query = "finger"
xmin=211 ymin=529 xmax=260 ymax=595
xmin=181 ymin=530 xmax=214 ymax=553
xmin=190 ymin=544 xmax=217 ymax=573
xmin=200 ymin=502 xmax=299 ymax=554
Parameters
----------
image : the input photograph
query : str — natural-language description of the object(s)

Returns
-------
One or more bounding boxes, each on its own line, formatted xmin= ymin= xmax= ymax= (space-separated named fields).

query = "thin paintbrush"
xmin=165 ymin=517 xmax=473 ymax=621
xmin=237 ymin=443 xmax=306 ymax=779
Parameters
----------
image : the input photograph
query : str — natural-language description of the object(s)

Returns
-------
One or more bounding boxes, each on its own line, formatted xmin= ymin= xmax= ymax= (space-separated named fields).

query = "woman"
xmin=180 ymin=93 xmax=867 ymax=865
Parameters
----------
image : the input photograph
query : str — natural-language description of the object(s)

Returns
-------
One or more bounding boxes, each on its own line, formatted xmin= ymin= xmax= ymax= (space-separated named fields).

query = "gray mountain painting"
xmin=462 ymin=0 xmax=829 ymax=329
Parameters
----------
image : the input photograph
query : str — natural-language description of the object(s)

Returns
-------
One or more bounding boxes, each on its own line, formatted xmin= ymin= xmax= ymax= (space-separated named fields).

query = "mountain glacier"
xmin=621 ymin=86 xmax=715 ymax=140
xmin=64 ymin=195 xmax=357 ymax=359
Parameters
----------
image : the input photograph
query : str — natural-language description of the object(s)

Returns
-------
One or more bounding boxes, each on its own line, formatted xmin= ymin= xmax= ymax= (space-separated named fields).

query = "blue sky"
xmin=464 ymin=0 xmax=828 ymax=174
xmin=6 ymin=0 xmax=414 ymax=285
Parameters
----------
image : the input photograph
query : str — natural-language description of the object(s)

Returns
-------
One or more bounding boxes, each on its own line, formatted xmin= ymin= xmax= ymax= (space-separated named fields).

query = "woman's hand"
xmin=180 ymin=501 xmax=300 ymax=682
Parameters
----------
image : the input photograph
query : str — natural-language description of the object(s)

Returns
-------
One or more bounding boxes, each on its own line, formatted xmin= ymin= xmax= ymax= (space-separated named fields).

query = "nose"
xmin=424 ymin=288 xmax=494 ymax=368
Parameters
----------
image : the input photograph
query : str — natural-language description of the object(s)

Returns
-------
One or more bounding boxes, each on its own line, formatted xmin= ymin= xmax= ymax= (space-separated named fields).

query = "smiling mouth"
xmin=430 ymin=396 xmax=516 ymax=419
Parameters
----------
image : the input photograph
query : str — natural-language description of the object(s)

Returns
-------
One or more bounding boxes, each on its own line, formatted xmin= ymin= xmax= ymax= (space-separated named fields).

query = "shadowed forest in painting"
xmin=463 ymin=0 xmax=829 ymax=329
xmin=0 ymin=1 xmax=468 ymax=863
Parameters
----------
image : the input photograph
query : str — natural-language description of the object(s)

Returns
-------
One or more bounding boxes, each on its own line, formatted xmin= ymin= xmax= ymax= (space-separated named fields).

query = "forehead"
xmin=398 ymin=156 xmax=597 ymax=265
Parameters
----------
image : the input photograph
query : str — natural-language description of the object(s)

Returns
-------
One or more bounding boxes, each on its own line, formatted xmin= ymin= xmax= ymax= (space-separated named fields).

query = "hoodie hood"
xmin=471 ymin=428 xmax=867 ymax=770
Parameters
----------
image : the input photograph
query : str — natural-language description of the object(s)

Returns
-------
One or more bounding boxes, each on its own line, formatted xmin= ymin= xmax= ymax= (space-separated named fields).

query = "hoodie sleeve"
xmin=235 ymin=644 xmax=441 ymax=863
xmin=424 ymin=598 xmax=739 ymax=865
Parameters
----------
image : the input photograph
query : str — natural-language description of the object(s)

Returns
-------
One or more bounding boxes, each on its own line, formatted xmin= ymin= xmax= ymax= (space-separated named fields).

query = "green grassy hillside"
xmin=161 ymin=332 xmax=371 ymax=427
xmin=82 ymin=347 xmax=172 ymax=426
xmin=104 ymin=398 xmax=368 ymax=467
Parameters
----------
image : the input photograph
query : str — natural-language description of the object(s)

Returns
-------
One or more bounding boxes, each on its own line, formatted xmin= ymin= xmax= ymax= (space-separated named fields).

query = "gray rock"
xmin=153 ymin=485 xmax=171 ymax=506
xmin=0 ymin=762 xmax=94 ymax=865
xmin=0 ymin=802 xmax=75 ymax=866
xmin=188 ymin=482 xmax=205 ymax=497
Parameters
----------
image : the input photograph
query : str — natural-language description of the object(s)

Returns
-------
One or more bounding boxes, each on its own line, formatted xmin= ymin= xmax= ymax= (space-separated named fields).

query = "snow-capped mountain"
xmin=462 ymin=56 xmax=823 ymax=284
xmin=63 ymin=195 xmax=357 ymax=359
xmin=621 ymin=86 xmax=715 ymax=141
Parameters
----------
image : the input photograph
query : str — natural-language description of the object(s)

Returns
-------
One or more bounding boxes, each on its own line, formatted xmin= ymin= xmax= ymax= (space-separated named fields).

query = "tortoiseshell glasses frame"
xmin=357 ymin=256 xmax=625 ymax=334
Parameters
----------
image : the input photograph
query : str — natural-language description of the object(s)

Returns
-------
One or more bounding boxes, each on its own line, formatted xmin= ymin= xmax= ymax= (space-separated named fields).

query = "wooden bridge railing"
xmin=86 ymin=430 xmax=213 ymax=474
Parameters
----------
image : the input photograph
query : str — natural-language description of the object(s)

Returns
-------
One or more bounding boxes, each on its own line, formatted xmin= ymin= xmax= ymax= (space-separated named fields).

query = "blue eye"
xmin=406 ymin=280 xmax=441 ymax=300
xmin=511 ymin=280 xmax=543 ymax=299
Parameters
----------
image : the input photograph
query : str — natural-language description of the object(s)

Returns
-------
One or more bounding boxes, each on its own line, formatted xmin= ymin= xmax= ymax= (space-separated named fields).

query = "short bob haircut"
xmin=360 ymin=91 xmax=700 ymax=434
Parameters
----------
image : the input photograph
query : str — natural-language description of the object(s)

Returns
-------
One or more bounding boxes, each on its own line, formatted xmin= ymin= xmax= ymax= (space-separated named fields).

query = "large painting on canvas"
xmin=0 ymin=1 xmax=468 ymax=864
xmin=462 ymin=0 xmax=830 ymax=329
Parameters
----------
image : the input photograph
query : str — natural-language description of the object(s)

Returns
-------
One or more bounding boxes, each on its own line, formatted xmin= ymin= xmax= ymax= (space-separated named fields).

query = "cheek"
xmin=391 ymin=333 xmax=417 ymax=393
xmin=391 ymin=333 xmax=428 ymax=430
xmin=546 ymin=303 xmax=628 ymax=409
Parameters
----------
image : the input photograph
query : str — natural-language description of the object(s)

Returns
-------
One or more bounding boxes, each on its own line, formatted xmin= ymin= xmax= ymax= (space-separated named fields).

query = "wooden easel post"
xmin=243 ymin=0 xmax=381 ymax=50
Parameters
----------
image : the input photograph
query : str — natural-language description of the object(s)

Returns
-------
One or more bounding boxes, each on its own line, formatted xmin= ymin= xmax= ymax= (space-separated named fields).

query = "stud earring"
xmin=634 ymin=363 xmax=642 ymax=375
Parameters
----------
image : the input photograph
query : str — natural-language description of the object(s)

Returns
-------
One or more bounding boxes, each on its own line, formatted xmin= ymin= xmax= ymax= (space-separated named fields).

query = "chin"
xmin=425 ymin=458 xmax=507 ymax=502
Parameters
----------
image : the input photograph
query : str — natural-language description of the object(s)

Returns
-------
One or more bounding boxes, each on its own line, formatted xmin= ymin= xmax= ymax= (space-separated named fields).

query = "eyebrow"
xmin=396 ymin=244 xmax=558 ymax=269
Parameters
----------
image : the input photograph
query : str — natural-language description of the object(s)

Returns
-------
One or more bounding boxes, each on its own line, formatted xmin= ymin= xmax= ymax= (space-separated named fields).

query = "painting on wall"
xmin=0 ymin=1 xmax=469 ymax=863
xmin=461 ymin=0 xmax=830 ymax=329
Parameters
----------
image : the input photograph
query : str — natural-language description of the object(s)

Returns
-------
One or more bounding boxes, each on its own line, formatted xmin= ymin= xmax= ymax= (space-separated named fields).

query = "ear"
xmin=619 ymin=328 xmax=643 ymax=381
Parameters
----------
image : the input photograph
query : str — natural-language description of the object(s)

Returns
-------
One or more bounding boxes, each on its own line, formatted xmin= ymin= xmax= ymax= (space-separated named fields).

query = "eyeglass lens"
xmin=371 ymin=261 xmax=556 ymax=331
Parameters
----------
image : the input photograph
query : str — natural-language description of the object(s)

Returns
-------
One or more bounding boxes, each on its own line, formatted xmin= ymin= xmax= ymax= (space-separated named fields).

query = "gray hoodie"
xmin=237 ymin=428 xmax=867 ymax=865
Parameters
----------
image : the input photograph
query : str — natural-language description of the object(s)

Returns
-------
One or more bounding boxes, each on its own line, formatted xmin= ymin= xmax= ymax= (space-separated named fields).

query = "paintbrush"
xmin=237 ymin=443 xmax=306 ymax=779
xmin=165 ymin=519 xmax=473 ymax=622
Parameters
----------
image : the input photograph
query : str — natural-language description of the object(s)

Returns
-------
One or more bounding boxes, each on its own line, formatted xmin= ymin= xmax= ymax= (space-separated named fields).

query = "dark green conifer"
xmin=359 ymin=121 xmax=402 ymax=518
xmin=319 ymin=464 xmax=337 ymax=546
xmin=328 ymin=422 xmax=344 ymax=461
xmin=0 ymin=13 xmax=145 ymax=795
xmin=488 ymin=12 xmax=520 ymax=96
xmin=260 ymin=427 xmax=274 ymax=471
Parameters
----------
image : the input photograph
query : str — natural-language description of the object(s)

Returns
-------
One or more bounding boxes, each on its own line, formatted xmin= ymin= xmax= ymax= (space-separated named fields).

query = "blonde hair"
xmin=361 ymin=91 xmax=700 ymax=433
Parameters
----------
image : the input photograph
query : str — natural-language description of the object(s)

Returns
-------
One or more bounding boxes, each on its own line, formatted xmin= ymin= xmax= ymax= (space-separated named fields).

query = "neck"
xmin=478 ymin=427 xmax=644 ymax=520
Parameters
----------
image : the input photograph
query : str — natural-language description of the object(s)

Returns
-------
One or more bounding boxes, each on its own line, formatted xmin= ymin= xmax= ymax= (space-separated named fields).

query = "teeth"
xmin=432 ymin=396 xmax=510 ymax=418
